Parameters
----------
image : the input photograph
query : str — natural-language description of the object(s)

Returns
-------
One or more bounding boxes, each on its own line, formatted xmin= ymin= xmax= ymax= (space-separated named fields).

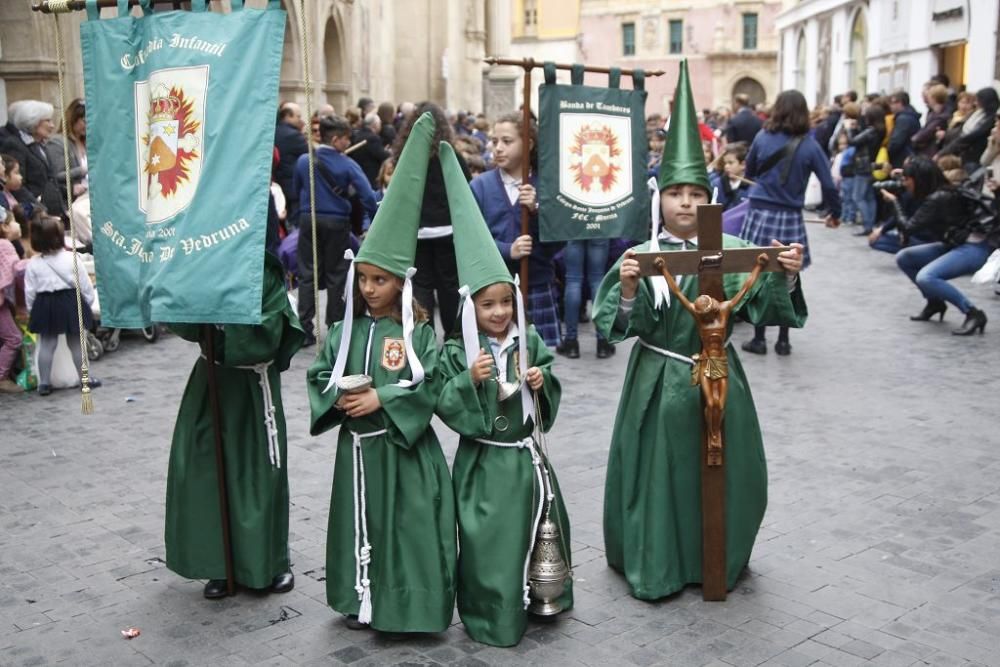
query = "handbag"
xmin=971 ymin=249 xmax=1000 ymax=284
xmin=872 ymin=146 xmax=891 ymax=181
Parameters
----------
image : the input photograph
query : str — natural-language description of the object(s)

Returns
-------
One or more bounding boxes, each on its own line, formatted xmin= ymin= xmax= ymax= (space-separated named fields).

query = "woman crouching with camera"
xmin=888 ymin=157 xmax=999 ymax=335
xmin=870 ymin=158 xmax=952 ymax=253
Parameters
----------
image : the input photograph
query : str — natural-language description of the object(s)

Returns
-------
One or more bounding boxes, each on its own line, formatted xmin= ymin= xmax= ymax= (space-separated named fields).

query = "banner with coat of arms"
xmin=80 ymin=0 xmax=284 ymax=327
xmin=537 ymin=63 xmax=649 ymax=242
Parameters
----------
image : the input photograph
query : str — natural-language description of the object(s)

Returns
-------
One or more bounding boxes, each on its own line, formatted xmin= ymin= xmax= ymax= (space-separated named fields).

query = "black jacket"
xmin=895 ymin=186 xmax=999 ymax=248
xmin=724 ymin=107 xmax=762 ymax=145
xmin=419 ymin=151 xmax=470 ymax=229
xmin=911 ymin=108 xmax=951 ymax=157
xmin=0 ymin=122 xmax=65 ymax=216
xmin=814 ymin=110 xmax=841 ymax=158
xmin=939 ymin=114 xmax=995 ymax=167
xmin=848 ymin=126 xmax=884 ymax=176
xmin=892 ymin=188 xmax=963 ymax=243
xmin=273 ymin=121 xmax=308 ymax=215
xmin=888 ymin=105 xmax=920 ymax=167
xmin=349 ymin=127 xmax=391 ymax=189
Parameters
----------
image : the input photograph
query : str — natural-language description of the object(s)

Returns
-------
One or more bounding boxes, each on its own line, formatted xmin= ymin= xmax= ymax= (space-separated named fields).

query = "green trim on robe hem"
xmin=436 ymin=323 xmax=573 ymax=647
xmin=591 ymin=235 xmax=806 ymax=600
xmin=165 ymin=254 xmax=305 ymax=590
xmin=306 ymin=316 xmax=457 ymax=633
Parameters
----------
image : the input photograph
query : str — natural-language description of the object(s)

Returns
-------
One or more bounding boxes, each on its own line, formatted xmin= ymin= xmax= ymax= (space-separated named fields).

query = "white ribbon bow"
xmin=647 ymin=177 xmax=671 ymax=309
xmin=324 ymin=249 xmax=356 ymax=394
xmin=513 ymin=276 xmax=533 ymax=424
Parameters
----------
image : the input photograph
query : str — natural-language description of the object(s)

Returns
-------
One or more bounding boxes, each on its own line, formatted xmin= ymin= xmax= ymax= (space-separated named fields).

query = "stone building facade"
xmin=776 ymin=0 xmax=1000 ymax=112
xmin=0 ymin=0 xmax=506 ymax=123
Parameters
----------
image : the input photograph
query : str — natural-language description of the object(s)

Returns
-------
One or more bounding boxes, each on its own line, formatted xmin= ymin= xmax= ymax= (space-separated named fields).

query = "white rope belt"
xmin=637 ymin=338 xmax=732 ymax=366
xmin=637 ymin=339 xmax=694 ymax=365
xmin=350 ymin=428 xmax=388 ymax=624
xmin=474 ymin=436 xmax=554 ymax=609
xmin=201 ymin=356 xmax=280 ymax=468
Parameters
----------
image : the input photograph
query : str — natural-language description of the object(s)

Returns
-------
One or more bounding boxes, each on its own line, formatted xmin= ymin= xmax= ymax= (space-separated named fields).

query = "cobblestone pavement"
xmin=3 ymin=226 xmax=1000 ymax=667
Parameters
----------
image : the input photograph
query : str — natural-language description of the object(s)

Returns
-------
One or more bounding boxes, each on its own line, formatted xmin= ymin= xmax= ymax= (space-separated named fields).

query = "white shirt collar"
xmin=487 ymin=322 xmax=519 ymax=355
xmin=657 ymin=230 xmax=698 ymax=247
xmin=499 ymin=169 xmax=520 ymax=187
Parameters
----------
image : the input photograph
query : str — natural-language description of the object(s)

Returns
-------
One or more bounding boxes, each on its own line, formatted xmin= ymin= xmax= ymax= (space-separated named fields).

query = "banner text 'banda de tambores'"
xmin=537 ymin=63 xmax=649 ymax=242
xmin=81 ymin=2 xmax=285 ymax=328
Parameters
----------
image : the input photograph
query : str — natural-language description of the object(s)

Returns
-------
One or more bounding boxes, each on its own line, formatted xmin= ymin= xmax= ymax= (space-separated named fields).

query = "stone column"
xmin=486 ymin=0 xmax=511 ymax=58
xmin=484 ymin=0 xmax=518 ymax=118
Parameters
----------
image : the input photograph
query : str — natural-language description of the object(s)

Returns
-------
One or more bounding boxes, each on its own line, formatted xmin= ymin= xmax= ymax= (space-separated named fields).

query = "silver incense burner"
xmin=527 ymin=509 xmax=570 ymax=616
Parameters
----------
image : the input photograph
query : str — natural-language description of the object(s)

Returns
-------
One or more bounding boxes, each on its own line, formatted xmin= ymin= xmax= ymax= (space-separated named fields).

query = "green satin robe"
xmin=592 ymin=236 xmax=807 ymax=600
xmin=436 ymin=324 xmax=573 ymax=647
xmin=165 ymin=255 xmax=305 ymax=589
xmin=306 ymin=316 xmax=456 ymax=633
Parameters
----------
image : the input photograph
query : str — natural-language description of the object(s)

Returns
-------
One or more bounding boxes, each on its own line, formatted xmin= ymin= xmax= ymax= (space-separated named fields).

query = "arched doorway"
xmin=323 ymin=14 xmax=348 ymax=113
xmin=795 ymin=30 xmax=807 ymax=93
xmin=848 ymin=8 xmax=867 ymax=94
xmin=732 ymin=77 xmax=766 ymax=107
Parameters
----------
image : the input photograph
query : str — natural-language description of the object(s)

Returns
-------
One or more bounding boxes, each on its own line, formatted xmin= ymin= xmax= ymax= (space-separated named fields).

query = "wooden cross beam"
xmin=634 ymin=203 xmax=788 ymax=601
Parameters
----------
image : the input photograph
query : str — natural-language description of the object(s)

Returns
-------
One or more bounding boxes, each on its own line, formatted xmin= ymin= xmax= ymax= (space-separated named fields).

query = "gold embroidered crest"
xmin=381 ymin=338 xmax=406 ymax=372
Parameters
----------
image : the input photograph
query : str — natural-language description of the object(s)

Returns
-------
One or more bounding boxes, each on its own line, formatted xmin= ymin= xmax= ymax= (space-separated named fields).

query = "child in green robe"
xmin=165 ymin=252 xmax=304 ymax=599
xmin=592 ymin=61 xmax=807 ymax=601
xmin=435 ymin=142 xmax=572 ymax=647
xmin=305 ymin=112 xmax=457 ymax=634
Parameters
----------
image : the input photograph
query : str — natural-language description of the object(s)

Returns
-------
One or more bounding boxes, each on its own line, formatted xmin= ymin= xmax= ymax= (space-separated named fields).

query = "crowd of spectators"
xmin=2 ymin=74 xmax=998 ymax=393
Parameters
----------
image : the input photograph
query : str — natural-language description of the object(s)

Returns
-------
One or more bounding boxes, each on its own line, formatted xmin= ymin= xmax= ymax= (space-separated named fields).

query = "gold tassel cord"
xmin=296 ymin=0 xmax=321 ymax=355
xmin=53 ymin=13 xmax=94 ymax=414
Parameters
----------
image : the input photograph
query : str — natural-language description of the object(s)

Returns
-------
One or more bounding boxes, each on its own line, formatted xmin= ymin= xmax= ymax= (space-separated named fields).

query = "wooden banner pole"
xmin=32 ymin=0 xmax=187 ymax=12
xmin=519 ymin=64 xmax=532 ymax=299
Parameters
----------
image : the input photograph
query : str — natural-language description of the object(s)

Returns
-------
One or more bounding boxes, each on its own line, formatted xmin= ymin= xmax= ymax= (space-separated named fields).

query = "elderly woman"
xmin=45 ymin=98 xmax=88 ymax=203
xmin=0 ymin=100 xmax=64 ymax=216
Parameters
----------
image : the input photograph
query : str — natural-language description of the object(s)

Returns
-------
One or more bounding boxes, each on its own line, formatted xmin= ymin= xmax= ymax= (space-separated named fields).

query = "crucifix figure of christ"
xmin=633 ymin=203 xmax=790 ymax=601
xmin=654 ymin=250 xmax=768 ymax=461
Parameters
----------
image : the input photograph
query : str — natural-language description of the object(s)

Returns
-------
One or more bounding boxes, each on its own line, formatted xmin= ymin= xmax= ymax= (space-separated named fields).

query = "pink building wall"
xmin=579 ymin=4 xmax=782 ymax=118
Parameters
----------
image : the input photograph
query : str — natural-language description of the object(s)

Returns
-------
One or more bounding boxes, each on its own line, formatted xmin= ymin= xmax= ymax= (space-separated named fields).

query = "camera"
xmin=872 ymin=179 xmax=904 ymax=195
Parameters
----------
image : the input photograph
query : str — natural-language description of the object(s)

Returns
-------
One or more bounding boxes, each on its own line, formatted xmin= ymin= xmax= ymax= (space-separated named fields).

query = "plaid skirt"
xmin=527 ymin=284 xmax=561 ymax=347
xmin=739 ymin=205 xmax=811 ymax=269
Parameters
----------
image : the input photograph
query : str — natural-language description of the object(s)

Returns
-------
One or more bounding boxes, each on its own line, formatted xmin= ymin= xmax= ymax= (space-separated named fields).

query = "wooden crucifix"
xmin=633 ymin=203 xmax=789 ymax=601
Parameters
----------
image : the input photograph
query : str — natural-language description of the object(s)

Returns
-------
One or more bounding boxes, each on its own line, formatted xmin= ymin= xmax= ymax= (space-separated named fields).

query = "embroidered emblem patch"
xmin=381 ymin=338 xmax=406 ymax=372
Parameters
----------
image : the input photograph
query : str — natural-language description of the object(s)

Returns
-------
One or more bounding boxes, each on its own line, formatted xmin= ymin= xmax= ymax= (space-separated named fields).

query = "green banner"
xmin=537 ymin=62 xmax=649 ymax=242
xmin=81 ymin=0 xmax=284 ymax=327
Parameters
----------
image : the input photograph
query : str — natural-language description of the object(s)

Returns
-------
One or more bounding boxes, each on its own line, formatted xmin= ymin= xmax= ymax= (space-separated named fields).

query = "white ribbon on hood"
xmin=323 ymin=251 xmax=425 ymax=393
xmin=647 ymin=176 xmax=672 ymax=309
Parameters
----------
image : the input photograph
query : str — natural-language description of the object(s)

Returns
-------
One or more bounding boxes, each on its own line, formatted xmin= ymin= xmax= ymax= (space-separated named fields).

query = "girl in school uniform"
xmin=24 ymin=215 xmax=99 ymax=395
xmin=469 ymin=113 xmax=565 ymax=347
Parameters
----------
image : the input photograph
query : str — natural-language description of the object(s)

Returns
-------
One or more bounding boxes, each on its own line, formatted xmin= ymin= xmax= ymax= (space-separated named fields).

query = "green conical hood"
xmin=355 ymin=111 xmax=435 ymax=277
xmin=440 ymin=141 xmax=512 ymax=295
xmin=658 ymin=60 xmax=710 ymax=194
